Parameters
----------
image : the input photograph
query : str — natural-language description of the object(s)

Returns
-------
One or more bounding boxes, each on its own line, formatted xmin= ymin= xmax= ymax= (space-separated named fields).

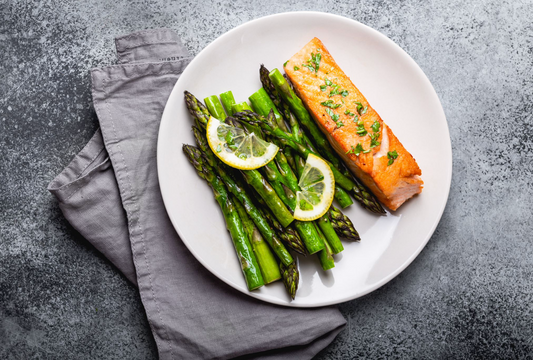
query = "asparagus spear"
xmin=183 ymin=145 xmax=264 ymax=290
xmin=280 ymin=260 xmax=299 ymax=300
xmin=219 ymin=91 xmax=236 ymax=116
xmin=328 ymin=205 xmax=361 ymax=241
xmin=185 ymin=90 xmax=210 ymax=129
xmin=317 ymin=215 xmax=343 ymax=254
xmin=232 ymin=101 xmax=253 ymax=113
xmin=233 ymin=194 xmax=282 ymax=283
xmin=249 ymin=87 xmax=284 ymax=125
xmin=268 ymin=69 xmax=385 ymax=214
xmin=260 ymin=64 xmax=293 ymax=123
xmin=204 ymin=95 xmax=227 ymax=120
xmin=258 ymin=202 xmax=307 ymax=255
xmin=316 ymin=225 xmax=335 ymax=271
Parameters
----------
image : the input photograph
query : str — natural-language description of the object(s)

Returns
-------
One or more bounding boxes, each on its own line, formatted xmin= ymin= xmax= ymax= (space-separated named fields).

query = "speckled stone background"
xmin=1 ymin=0 xmax=532 ymax=358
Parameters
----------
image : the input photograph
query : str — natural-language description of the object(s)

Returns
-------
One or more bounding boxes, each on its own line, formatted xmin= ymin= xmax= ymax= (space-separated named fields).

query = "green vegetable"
xmin=204 ymin=95 xmax=227 ymax=120
xmin=219 ymin=91 xmax=236 ymax=116
xmin=387 ymin=150 xmax=399 ymax=165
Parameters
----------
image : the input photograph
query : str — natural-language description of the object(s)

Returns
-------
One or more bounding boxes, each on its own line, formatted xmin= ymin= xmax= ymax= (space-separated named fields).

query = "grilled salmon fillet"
xmin=284 ymin=38 xmax=423 ymax=211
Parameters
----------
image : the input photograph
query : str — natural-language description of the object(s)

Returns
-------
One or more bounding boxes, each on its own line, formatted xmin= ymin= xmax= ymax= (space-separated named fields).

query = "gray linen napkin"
xmin=48 ymin=29 xmax=346 ymax=360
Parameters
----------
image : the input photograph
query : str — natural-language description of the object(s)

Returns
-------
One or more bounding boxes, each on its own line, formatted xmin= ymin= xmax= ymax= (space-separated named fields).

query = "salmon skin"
xmin=284 ymin=38 xmax=423 ymax=211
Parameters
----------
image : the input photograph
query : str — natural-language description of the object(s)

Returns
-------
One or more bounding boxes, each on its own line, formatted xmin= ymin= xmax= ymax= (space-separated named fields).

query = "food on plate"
xmin=181 ymin=35 xmax=423 ymax=298
xmin=284 ymin=37 xmax=423 ymax=211
xmin=205 ymin=116 xmax=279 ymax=170
xmin=293 ymin=153 xmax=335 ymax=222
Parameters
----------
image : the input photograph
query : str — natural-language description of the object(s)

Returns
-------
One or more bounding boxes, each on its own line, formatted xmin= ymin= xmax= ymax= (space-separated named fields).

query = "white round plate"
xmin=158 ymin=12 xmax=452 ymax=307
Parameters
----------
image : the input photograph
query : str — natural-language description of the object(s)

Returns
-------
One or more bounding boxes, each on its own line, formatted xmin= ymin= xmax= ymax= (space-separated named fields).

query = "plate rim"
xmin=158 ymin=11 xmax=452 ymax=307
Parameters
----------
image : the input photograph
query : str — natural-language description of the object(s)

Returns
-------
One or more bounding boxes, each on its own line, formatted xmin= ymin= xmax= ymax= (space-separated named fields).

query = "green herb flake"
xmin=294 ymin=66 xmax=300 ymax=71
xmin=324 ymin=78 xmax=333 ymax=86
xmin=341 ymin=90 xmax=349 ymax=97
xmin=371 ymin=121 xmax=380 ymax=133
xmin=320 ymin=85 xmax=327 ymax=92
xmin=325 ymin=108 xmax=340 ymax=122
xmin=369 ymin=133 xmax=381 ymax=148
xmin=216 ymin=144 xmax=222 ymax=153
xmin=336 ymin=121 xmax=344 ymax=128
xmin=344 ymin=109 xmax=355 ymax=116
xmin=356 ymin=120 xmax=367 ymax=136
xmin=346 ymin=143 xmax=366 ymax=156
xmin=305 ymin=50 xmax=322 ymax=74
xmin=387 ymin=150 xmax=399 ymax=165
xmin=354 ymin=101 xmax=364 ymax=115
xmin=283 ymin=60 xmax=289 ymax=67
xmin=321 ymin=100 xmax=342 ymax=109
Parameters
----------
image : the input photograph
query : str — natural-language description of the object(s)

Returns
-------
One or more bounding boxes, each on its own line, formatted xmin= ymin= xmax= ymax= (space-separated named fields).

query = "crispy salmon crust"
xmin=285 ymin=38 xmax=423 ymax=211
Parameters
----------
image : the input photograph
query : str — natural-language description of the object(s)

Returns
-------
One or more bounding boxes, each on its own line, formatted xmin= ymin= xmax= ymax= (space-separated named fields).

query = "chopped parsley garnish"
xmin=371 ymin=121 xmax=380 ymax=133
xmin=356 ymin=120 xmax=367 ymax=136
xmin=320 ymin=85 xmax=327 ymax=92
xmin=344 ymin=109 xmax=355 ymax=116
xmin=324 ymin=78 xmax=333 ymax=86
xmin=346 ymin=143 xmax=370 ymax=156
xmin=329 ymin=84 xmax=340 ymax=97
xmin=303 ymin=50 xmax=321 ymax=73
xmin=336 ymin=121 xmax=344 ymax=128
xmin=294 ymin=66 xmax=300 ymax=71
xmin=369 ymin=133 xmax=380 ymax=148
xmin=321 ymin=100 xmax=342 ymax=109
xmin=341 ymin=90 xmax=349 ymax=97
xmin=283 ymin=60 xmax=289 ymax=67
xmin=354 ymin=101 xmax=368 ymax=115
xmin=387 ymin=150 xmax=399 ymax=165
xmin=325 ymin=108 xmax=339 ymax=121
xmin=216 ymin=144 xmax=222 ymax=153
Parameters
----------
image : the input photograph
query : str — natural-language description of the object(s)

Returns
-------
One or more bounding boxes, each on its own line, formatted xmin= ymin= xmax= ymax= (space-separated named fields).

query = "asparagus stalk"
xmin=328 ymin=206 xmax=361 ymax=241
xmin=260 ymin=64 xmax=295 ymax=130
xmin=183 ymin=145 xmax=264 ymax=290
xmin=239 ymin=169 xmax=294 ymax=228
xmin=280 ymin=260 xmax=299 ymax=300
xmin=232 ymin=101 xmax=253 ymax=113
xmin=233 ymin=195 xmax=282 ymax=283
xmin=185 ymin=90 xmax=210 ymax=129
xmin=259 ymin=204 xmax=307 ymax=255
xmin=268 ymin=69 xmax=385 ymax=214
xmin=219 ymin=91 xmax=236 ymax=116
xmin=249 ymin=87 xmax=284 ymax=125
xmin=316 ymin=225 xmax=335 ymax=271
xmin=204 ymin=95 xmax=227 ymax=120
xmin=317 ymin=215 xmax=344 ymax=254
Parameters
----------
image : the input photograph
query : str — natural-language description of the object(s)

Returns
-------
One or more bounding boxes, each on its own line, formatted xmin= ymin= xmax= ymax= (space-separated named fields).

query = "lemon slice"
xmin=206 ymin=116 xmax=279 ymax=170
xmin=293 ymin=154 xmax=335 ymax=221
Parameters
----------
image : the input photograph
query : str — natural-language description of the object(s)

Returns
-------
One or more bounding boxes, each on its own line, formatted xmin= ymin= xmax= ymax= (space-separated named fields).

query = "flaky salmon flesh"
xmin=284 ymin=38 xmax=423 ymax=211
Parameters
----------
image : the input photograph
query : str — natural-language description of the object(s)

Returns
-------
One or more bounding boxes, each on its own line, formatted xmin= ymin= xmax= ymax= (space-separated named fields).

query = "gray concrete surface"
xmin=1 ymin=0 xmax=532 ymax=358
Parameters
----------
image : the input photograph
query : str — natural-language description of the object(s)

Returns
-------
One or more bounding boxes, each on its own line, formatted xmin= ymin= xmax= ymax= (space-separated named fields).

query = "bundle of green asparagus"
xmin=182 ymin=64 xmax=381 ymax=300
